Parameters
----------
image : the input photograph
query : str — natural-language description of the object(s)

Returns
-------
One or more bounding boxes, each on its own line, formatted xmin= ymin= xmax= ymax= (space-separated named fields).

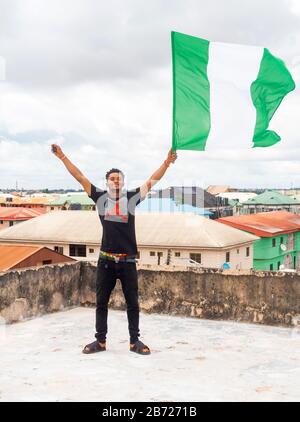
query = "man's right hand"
xmin=51 ymin=144 xmax=65 ymax=160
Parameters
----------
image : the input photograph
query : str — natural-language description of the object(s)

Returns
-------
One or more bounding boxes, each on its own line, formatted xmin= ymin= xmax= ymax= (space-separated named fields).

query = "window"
xmin=9 ymin=221 xmax=13 ymax=227
xmin=246 ymin=247 xmax=250 ymax=257
xmin=0 ymin=220 xmax=3 ymax=224
xmin=277 ymin=261 xmax=281 ymax=270
xmin=150 ymin=251 xmax=156 ymax=256
xmin=272 ymin=238 xmax=276 ymax=247
xmin=190 ymin=253 xmax=201 ymax=263
xmin=89 ymin=248 xmax=95 ymax=253
xmin=280 ymin=237 xmax=284 ymax=244
xmin=270 ymin=264 xmax=273 ymax=271
xmin=42 ymin=260 xmax=52 ymax=265
xmin=175 ymin=252 xmax=181 ymax=257
xmin=51 ymin=207 xmax=54 ymax=210
xmin=157 ymin=252 xmax=163 ymax=257
xmin=226 ymin=252 xmax=230 ymax=262
xmin=136 ymin=251 xmax=140 ymax=259
xmin=69 ymin=244 xmax=86 ymax=257
xmin=237 ymin=249 xmax=240 ymax=254
xmin=54 ymin=246 xmax=64 ymax=255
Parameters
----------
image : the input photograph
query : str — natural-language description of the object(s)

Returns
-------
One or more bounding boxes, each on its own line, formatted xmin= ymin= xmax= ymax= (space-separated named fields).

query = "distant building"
xmin=217 ymin=192 xmax=258 ymax=216
xmin=217 ymin=192 xmax=257 ymax=203
xmin=0 ymin=210 xmax=259 ymax=269
xmin=240 ymin=190 xmax=300 ymax=215
xmin=136 ymin=197 xmax=212 ymax=217
xmin=217 ymin=211 xmax=300 ymax=271
xmin=151 ymin=186 xmax=232 ymax=219
xmin=0 ymin=207 xmax=46 ymax=231
xmin=0 ymin=244 xmax=75 ymax=271
xmin=0 ymin=195 xmax=55 ymax=209
xmin=276 ymin=189 xmax=300 ymax=197
xmin=46 ymin=194 xmax=96 ymax=212
xmin=206 ymin=185 xmax=231 ymax=195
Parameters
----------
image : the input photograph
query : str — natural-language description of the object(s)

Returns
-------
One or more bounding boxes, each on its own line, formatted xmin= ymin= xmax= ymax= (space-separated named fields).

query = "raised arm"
xmin=51 ymin=144 xmax=92 ymax=196
xmin=140 ymin=148 xmax=177 ymax=199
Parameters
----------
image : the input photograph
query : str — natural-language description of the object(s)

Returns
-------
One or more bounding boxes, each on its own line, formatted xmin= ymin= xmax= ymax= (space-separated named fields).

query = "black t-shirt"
xmin=88 ymin=183 xmax=144 ymax=256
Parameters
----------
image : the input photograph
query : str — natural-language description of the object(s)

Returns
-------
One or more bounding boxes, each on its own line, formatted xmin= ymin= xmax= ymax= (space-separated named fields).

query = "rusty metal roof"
xmin=217 ymin=211 xmax=300 ymax=237
xmin=0 ymin=207 xmax=46 ymax=221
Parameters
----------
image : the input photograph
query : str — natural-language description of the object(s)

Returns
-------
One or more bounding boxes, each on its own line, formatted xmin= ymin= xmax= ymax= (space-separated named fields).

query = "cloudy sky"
xmin=0 ymin=0 xmax=299 ymax=191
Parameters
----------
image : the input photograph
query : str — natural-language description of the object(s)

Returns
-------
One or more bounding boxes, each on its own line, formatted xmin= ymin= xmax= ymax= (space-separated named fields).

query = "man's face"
xmin=106 ymin=172 xmax=124 ymax=192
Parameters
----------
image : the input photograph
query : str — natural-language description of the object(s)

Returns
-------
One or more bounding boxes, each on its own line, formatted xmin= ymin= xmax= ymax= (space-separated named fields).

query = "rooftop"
xmin=0 ymin=210 xmax=259 ymax=248
xmin=0 ymin=244 xmax=75 ymax=271
xmin=206 ymin=185 xmax=231 ymax=195
xmin=0 ymin=206 xmax=46 ymax=220
xmin=1 ymin=307 xmax=299 ymax=402
xmin=47 ymin=194 xmax=95 ymax=206
xmin=217 ymin=211 xmax=300 ymax=237
xmin=217 ymin=192 xmax=257 ymax=202
xmin=242 ymin=190 xmax=300 ymax=206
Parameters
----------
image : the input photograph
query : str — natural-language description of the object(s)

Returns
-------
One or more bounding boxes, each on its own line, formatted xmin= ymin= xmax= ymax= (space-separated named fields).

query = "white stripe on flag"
xmin=206 ymin=42 xmax=264 ymax=150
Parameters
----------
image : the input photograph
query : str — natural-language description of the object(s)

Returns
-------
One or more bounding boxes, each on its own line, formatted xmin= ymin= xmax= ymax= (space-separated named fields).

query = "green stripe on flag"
xmin=171 ymin=31 xmax=210 ymax=151
xmin=251 ymin=48 xmax=296 ymax=148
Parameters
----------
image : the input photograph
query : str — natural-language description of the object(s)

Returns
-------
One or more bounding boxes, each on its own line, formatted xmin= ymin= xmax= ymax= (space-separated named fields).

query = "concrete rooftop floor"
xmin=1 ymin=307 xmax=300 ymax=402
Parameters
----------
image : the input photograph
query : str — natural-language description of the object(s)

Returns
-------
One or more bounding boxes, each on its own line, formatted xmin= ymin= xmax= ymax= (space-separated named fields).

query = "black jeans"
xmin=95 ymin=258 xmax=140 ymax=344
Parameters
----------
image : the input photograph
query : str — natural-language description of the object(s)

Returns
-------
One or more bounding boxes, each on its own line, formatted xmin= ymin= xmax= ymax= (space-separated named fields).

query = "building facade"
xmin=0 ymin=210 xmax=259 ymax=270
xmin=217 ymin=211 xmax=300 ymax=271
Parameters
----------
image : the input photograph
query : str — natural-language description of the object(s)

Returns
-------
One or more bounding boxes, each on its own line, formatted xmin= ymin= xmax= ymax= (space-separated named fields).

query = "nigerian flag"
xmin=171 ymin=31 xmax=296 ymax=151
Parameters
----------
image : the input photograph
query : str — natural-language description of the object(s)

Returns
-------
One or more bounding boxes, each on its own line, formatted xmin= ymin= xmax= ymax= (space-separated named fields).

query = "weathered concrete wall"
xmin=0 ymin=262 xmax=81 ymax=323
xmin=80 ymin=263 xmax=300 ymax=328
xmin=1 ymin=261 xmax=300 ymax=327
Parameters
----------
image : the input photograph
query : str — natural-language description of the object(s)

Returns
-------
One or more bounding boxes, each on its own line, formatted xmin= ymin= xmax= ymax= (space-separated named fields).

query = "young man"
xmin=51 ymin=144 xmax=177 ymax=355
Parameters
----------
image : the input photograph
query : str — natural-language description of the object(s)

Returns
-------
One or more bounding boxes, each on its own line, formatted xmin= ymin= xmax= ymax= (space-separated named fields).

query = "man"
xmin=51 ymin=144 xmax=177 ymax=355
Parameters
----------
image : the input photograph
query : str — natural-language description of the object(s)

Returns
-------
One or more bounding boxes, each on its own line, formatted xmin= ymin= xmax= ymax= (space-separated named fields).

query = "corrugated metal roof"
xmin=217 ymin=211 xmax=300 ymax=237
xmin=47 ymin=194 xmax=94 ymax=206
xmin=0 ymin=244 xmax=75 ymax=271
xmin=0 ymin=210 xmax=259 ymax=249
xmin=0 ymin=244 xmax=44 ymax=270
xmin=242 ymin=190 xmax=300 ymax=205
xmin=0 ymin=207 xmax=46 ymax=220
xmin=9 ymin=196 xmax=56 ymax=205
xmin=206 ymin=185 xmax=230 ymax=195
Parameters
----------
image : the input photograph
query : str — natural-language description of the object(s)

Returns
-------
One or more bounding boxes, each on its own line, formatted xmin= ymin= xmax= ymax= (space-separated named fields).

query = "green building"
xmin=217 ymin=211 xmax=300 ymax=271
xmin=47 ymin=194 xmax=95 ymax=211
xmin=241 ymin=190 xmax=300 ymax=215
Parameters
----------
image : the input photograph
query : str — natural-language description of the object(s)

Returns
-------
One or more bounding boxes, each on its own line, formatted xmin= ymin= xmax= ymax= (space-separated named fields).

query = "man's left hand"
xmin=166 ymin=148 xmax=178 ymax=165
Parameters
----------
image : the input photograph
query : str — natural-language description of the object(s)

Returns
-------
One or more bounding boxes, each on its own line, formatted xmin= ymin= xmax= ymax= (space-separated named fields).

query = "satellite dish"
xmin=279 ymin=264 xmax=285 ymax=270
xmin=280 ymin=244 xmax=287 ymax=251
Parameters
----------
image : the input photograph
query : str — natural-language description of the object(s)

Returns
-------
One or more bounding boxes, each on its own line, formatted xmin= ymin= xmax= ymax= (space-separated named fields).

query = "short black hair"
xmin=105 ymin=168 xmax=125 ymax=180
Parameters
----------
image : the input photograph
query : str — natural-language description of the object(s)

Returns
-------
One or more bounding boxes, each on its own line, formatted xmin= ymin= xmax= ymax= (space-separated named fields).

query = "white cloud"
xmin=0 ymin=0 xmax=299 ymax=189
